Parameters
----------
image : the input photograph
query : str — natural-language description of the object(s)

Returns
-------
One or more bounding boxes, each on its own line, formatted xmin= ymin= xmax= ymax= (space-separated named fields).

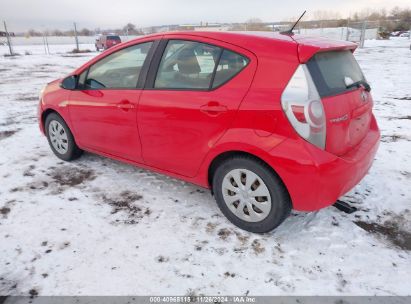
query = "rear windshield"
xmin=307 ymin=50 xmax=365 ymax=97
xmin=107 ymin=36 xmax=121 ymax=41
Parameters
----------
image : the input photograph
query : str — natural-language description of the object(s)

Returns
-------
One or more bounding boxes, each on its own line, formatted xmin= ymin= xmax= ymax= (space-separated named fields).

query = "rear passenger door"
xmin=138 ymin=36 xmax=257 ymax=177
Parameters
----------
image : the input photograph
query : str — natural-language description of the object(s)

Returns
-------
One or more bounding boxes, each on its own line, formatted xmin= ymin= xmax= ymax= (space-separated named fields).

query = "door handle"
xmin=116 ymin=100 xmax=135 ymax=111
xmin=200 ymin=101 xmax=227 ymax=117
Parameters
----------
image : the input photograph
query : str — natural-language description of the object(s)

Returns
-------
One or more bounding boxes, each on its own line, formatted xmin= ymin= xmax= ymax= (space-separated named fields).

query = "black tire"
xmin=212 ymin=156 xmax=291 ymax=233
xmin=45 ymin=112 xmax=83 ymax=161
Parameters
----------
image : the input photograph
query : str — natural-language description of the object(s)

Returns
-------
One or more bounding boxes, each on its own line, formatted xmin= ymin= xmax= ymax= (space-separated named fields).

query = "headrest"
xmin=177 ymin=48 xmax=201 ymax=74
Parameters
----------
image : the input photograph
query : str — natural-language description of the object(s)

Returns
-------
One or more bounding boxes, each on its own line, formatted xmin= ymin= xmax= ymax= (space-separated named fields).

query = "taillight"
xmin=281 ymin=64 xmax=326 ymax=149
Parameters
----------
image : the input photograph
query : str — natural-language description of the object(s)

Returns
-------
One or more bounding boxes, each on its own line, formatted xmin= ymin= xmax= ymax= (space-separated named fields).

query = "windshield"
xmin=107 ymin=36 xmax=121 ymax=41
xmin=306 ymin=50 xmax=365 ymax=97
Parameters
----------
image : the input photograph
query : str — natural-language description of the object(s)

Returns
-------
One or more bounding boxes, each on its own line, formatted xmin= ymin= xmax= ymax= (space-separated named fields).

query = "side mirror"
xmin=61 ymin=75 xmax=77 ymax=90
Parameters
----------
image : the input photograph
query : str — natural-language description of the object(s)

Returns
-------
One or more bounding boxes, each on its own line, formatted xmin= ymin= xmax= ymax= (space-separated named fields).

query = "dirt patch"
xmin=355 ymin=219 xmax=411 ymax=251
xmin=50 ymin=166 xmax=96 ymax=187
xmin=0 ymin=118 xmax=14 ymax=127
xmin=36 ymin=64 xmax=54 ymax=67
xmin=381 ymin=134 xmax=410 ymax=143
xmin=0 ymin=207 xmax=11 ymax=216
xmin=388 ymin=115 xmax=411 ymax=120
xmin=217 ymin=228 xmax=232 ymax=240
xmin=156 ymin=255 xmax=169 ymax=263
xmin=251 ymin=239 xmax=265 ymax=254
xmin=23 ymin=165 xmax=36 ymax=177
xmin=206 ymin=222 xmax=218 ymax=233
xmin=17 ymin=95 xmax=38 ymax=102
xmin=103 ymin=190 xmax=150 ymax=224
xmin=26 ymin=181 xmax=49 ymax=191
xmin=0 ymin=277 xmax=18 ymax=295
xmin=234 ymin=231 xmax=250 ymax=245
xmin=61 ymin=54 xmax=90 ymax=58
xmin=59 ymin=242 xmax=70 ymax=250
xmin=0 ymin=130 xmax=19 ymax=141
xmin=29 ymin=288 xmax=39 ymax=298
xmin=224 ymin=271 xmax=236 ymax=278
xmin=400 ymin=171 xmax=411 ymax=178
xmin=194 ymin=240 xmax=208 ymax=251
xmin=336 ymin=271 xmax=348 ymax=291
xmin=393 ymin=96 xmax=411 ymax=100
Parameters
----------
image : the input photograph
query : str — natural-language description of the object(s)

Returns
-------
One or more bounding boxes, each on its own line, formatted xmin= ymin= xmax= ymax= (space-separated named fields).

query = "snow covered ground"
xmin=0 ymin=37 xmax=410 ymax=296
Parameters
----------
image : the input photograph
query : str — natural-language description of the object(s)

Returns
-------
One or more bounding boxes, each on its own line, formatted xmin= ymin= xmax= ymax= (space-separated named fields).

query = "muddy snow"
xmin=0 ymin=38 xmax=410 ymax=296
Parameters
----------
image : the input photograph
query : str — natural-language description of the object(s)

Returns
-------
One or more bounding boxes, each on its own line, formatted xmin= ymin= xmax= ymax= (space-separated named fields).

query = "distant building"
xmin=194 ymin=26 xmax=229 ymax=32
xmin=0 ymin=31 xmax=15 ymax=37
xmin=178 ymin=23 xmax=229 ymax=32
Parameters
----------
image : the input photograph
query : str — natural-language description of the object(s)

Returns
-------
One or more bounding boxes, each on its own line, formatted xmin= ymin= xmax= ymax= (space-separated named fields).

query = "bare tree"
xmin=79 ymin=28 xmax=92 ymax=36
xmin=27 ymin=29 xmax=42 ymax=37
xmin=311 ymin=10 xmax=341 ymax=21
xmin=245 ymin=18 xmax=269 ymax=31
xmin=52 ymin=29 xmax=64 ymax=36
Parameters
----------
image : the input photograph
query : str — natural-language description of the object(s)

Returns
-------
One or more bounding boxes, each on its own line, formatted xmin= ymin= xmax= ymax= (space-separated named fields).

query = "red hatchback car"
xmin=38 ymin=31 xmax=380 ymax=232
xmin=95 ymin=34 xmax=122 ymax=51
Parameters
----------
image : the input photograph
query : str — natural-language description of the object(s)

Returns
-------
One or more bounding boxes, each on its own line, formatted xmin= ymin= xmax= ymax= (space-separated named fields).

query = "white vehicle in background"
xmin=391 ymin=30 xmax=410 ymax=37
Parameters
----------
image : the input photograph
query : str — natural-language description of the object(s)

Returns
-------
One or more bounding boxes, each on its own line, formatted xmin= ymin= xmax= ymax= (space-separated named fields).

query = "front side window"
xmin=84 ymin=41 xmax=153 ymax=89
xmin=155 ymin=40 xmax=221 ymax=90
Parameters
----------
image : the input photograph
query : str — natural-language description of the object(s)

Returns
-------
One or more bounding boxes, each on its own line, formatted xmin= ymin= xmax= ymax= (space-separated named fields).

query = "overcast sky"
xmin=2 ymin=0 xmax=410 ymax=31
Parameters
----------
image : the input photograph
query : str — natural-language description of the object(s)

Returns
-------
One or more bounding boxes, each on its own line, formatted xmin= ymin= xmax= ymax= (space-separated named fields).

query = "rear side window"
xmin=154 ymin=40 xmax=249 ymax=90
xmin=307 ymin=50 xmax=365 ymax=97
xmin=155 ymin=40 xmax=221 ymax=90
xmin=212 ymin=50 xmax=249 ymax=88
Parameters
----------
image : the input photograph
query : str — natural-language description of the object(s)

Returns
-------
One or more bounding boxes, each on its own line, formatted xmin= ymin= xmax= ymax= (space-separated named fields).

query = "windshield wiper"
xmin=346 ymin=80 xmax=371 ymax=92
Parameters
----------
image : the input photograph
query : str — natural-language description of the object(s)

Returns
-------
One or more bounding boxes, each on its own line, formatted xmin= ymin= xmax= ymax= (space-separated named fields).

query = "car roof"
xmin=140 ymin=30 xmax=295 ymax=46
xmin=135 ymin=31 xmax=357 ymax=59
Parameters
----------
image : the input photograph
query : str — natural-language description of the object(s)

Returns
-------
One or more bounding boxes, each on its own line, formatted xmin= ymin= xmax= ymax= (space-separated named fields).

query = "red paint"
xmin=39 ymin=31 xmax=380 ymax=211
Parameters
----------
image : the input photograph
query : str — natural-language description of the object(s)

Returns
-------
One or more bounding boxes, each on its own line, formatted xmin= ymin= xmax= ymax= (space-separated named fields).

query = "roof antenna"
xmin=281 ymin=10 xmax=306 ymax=35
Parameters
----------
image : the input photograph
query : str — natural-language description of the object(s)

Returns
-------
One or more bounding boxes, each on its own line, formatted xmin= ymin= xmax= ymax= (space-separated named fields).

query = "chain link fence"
xmin=265 ymin=20 xmax=381 ymax=47
xmin=1 ymin=19 xmax=385 ymax=56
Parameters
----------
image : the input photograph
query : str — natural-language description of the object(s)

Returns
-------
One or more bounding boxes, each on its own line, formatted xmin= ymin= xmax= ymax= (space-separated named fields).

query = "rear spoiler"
xmin=293 ymin=36 xmax=358 ymax=63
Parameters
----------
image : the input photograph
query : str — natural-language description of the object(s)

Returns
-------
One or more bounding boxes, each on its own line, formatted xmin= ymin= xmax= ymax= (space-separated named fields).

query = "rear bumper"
xmin=267 ymin=115 xmax=380 ymax=211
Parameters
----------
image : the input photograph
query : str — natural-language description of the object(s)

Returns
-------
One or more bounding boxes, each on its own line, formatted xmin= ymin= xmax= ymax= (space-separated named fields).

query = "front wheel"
xmin=45 ymin=113 xmax=83 ymax=161
xmin=212 ymin=156 xmax=291 ymax=233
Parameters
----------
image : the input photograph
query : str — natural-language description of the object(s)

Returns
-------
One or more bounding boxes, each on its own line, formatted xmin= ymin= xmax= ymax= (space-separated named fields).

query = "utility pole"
xmin=42 ymin=30 xmax=50 ymax=55
xmin=359 ymin=20 xmax=367 ymax=48
xmin=45 ymin=35 xmax=50 ymax=54
xmin=73 ymin=22 xmax=79 ymax=51
xmin=3 ymin=21 xmax=14 ymax=56
xmin=42 ymin=35 xmax=47 ymax=54
xmin=345 ymin=20 xmax=350 ymax=41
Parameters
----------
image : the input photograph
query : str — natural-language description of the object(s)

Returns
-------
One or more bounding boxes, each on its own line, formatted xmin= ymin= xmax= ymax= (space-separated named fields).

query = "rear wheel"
xmin=45 ymin=113 xmax=83 ymax=161
xmin=212 ymin=156 xmax=291 ymax=233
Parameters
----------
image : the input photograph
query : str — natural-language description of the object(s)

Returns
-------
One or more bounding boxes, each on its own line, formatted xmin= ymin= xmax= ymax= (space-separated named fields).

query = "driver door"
xmin=68 ymin=41 xmax=155 ymax=162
